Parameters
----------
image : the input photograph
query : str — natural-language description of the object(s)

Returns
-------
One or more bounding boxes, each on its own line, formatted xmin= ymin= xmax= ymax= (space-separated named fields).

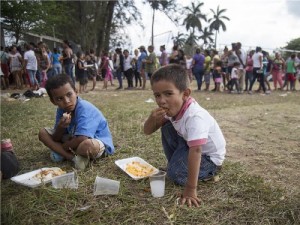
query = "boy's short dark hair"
xmin=45 ymin=75 xmax=75 ymax=100
xmin=150 ymin=64 xmax=189 ymax=92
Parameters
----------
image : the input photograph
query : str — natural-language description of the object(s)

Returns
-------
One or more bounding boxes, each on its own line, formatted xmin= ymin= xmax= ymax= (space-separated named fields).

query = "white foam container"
xmin=115 ymin=157 xmax=159 ymax=180
xmin=11 ymin=167 xmax=63 ymax=188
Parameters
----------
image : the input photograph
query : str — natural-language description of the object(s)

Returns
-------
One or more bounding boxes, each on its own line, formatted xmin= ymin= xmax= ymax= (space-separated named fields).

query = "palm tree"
xmin=146 ymin=0 xmax=176 ymax=46
xmin=182 ymin=2 xmax=207 ymax=34
xmin=172 ymin=32 xmax=187 ymax=48
xmin=208 ymin=5 xmax=230 ymax=49
xmin=199 ymin=27 xmax=214 ymax=48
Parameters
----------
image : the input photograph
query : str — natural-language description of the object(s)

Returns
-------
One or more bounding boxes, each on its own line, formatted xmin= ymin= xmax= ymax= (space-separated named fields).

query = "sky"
xmin=127 ymin=0 xmax=300 ymax=54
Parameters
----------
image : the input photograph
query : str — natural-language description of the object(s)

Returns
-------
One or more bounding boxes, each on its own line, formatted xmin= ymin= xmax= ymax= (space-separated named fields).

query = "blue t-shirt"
xmin=193 ymin=53 xmax=205 ymax=70
xmin=54 ymin=97 xmax=114 ymax=155
xmin=52 ymin=53 xmax=61 ymax=65
xmin=137 ymin=52 xmax=147 ymax=72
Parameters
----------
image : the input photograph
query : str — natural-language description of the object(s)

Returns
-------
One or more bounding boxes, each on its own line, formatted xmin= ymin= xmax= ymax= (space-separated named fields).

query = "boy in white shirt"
xmin=144 ymin=64 xmax=226 ymax=207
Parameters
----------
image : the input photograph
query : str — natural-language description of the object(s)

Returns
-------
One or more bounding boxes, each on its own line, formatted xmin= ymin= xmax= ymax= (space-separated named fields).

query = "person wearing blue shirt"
xmin=137 ymin=46 xmax=148 ymax=89
xmin=38 ymin=75 xmax=114 ymax=170
xmin=51 ymin=48 xmax=62 ymax=76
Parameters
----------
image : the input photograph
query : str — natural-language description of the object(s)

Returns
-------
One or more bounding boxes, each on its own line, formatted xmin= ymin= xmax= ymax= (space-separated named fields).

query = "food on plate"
xmin=33 ymin=168 xmax=66 ymax=181
xmin=125 ymin=161 xmax=155 ymax=177
xmin=63 ymin=112 xmax=71 ymax=120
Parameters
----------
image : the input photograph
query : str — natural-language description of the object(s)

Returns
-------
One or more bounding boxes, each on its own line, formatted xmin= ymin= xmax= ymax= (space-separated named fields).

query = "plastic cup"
xmin=52 ymin=172 xmax=78 ymax=189
xmin=149 ymin=171 xmax=166 ymax=198
xmin=93 ymin=176 xmax=120 ymax=195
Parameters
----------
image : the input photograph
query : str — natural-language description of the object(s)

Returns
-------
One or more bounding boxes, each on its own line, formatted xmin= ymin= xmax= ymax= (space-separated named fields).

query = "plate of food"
xmin=11 ymin=167 xmax=66 ymax=188
xmin=115 ymin=157 xmax=159 ymax=180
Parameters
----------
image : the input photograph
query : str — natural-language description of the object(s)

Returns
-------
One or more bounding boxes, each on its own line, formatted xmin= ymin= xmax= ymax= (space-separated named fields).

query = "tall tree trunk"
xmin=96 ymin=2 xmax=109 ymax=55
xmin=103 ymin=1 xmax=116 ymax=51
xmin=151 ymin=8 xmax=155 ymax=46
xmin=214 ymin=31 xmax=217 ymax=49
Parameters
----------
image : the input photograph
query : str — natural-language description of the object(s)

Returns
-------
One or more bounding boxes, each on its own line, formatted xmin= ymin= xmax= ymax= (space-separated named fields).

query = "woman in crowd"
xmin=159 ymin=45 xmax=168 ymax=66
xmin=244 ymin=50 xmax=254 ymax=92
xmin=192 ymin=48 xmax=205 ymax=91
xmin=270 ymin=52 xmax=285 ymax=91
xmin=62 ymin=40 xmax=75 ymax=84
xmin=133 ymin=49 xmax=142 ymax=87
xmin=168 ymin=45 xmax=179 ymax=64
xmin=9 ymin=45 xmax=23 ymax=89
xmin=221 ymin=46 xmax=229 ymax=90
xmin=248 ymin=47 xmax=268 ymax=94
xmin=23 ymin=43 xmax=39 ymax=91
xmin=137 ymin=46 xmax=147 ymax=89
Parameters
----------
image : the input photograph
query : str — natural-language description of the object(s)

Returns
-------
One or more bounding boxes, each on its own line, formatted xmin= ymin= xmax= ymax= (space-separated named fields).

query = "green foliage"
xmin=182 ymin=2 xmax=207 ymax=33
xmin=1 ymin=1 xmax=44 ymax=43
xmin=208 ymin=5 xmax=230 ymax=48
xmin=284 ymin=37 xmax=300 ymax=51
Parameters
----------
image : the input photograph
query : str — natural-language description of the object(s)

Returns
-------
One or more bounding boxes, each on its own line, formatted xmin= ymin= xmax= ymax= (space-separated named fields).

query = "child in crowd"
xmin=75 ymin=52 xmax=88 ymax=93
xmin=213 ymin=60 xmax=222 ymax=92
xmin=100 ymin=52 xmax=114 ymax=90
xmin=38 ymin=75 xmax=115 ymax=170
xmin=185 ymin=55 xmax=193 ymax=83
xmin=230 ymin=62 xmax=241 ymax=93
xmin=144 ymin=64 xmax=226 ymax=207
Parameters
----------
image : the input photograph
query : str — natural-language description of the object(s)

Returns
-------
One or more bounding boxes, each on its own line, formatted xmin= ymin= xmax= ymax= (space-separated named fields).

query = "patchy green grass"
xmin=1 ymin=83 xmax=300 ymax=225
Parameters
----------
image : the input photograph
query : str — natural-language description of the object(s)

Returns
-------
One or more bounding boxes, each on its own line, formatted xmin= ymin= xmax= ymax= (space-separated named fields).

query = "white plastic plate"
xmin=115 ymin=157 xmax=159 ymax=180
xmin=11 ymin=167 xmax=64 ymax=188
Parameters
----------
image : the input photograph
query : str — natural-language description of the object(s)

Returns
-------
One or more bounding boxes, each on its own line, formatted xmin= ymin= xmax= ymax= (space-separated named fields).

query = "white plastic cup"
xmin=52 ymin=172 xmax=78 ymax=189
xmin=149 ymin=171 xmax=166 ymax=198
xmin=93 ymin=176 xmax=120 ymax=195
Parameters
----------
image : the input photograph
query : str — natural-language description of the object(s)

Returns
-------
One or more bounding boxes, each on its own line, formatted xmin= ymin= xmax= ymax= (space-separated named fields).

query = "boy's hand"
xmin=144 ymin=107 xmax=167 ymax=135
xmin=150 ymin=107 xmax=167 ymax=121
xmin=180 ymin=186 xmax=201 ymax=207
xmin=58 ymin=113 xmax=72 ymax=128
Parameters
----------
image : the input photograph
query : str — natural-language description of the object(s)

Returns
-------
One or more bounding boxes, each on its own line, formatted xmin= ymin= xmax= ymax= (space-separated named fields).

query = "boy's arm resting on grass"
xmin=144 ymin=108 xmax=166 ymax=135
xmin=181 ymin=145 xmax=202 ymax=207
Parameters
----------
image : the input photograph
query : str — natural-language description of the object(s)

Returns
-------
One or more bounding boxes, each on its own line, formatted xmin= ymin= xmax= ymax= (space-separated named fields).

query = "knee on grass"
xmin=76 ymin=139 xmax=99 ymax=159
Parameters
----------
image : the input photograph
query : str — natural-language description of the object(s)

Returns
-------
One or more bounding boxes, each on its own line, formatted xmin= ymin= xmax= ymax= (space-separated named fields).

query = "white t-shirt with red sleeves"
xmin=165 ymin=97 xmax=226 ymax=166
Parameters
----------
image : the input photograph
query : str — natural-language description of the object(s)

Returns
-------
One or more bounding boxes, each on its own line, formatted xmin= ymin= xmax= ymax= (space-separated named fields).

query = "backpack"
xmin=23 ymin=90 xmax=39 ymax=98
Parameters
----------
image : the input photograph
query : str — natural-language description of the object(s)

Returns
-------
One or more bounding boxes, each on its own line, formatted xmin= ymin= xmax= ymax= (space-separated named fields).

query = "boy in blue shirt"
xmin=39 ymin=75 xmax=114 ymax=170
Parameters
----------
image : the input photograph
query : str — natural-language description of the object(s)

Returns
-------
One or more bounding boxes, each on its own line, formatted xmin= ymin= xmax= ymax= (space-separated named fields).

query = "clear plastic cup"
xmin=149 ymin=171 xmax=166 ymax=198
xmin=52 ymin=172 xmax=78 ymax=189
xmin=93 ymin=176 xmax=120 ymax=195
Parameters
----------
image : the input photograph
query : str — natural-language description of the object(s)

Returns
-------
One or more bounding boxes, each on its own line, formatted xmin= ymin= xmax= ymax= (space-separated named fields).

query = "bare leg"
xmin=90 ymin=77 xmax=96 ymax=91
xmin=76 ymin=139 xmax=104 ymax=159
xmin=141 ymin=70 xmax=146 ymax=89
xmin=38 ymin=128 xmax=74 ymax=160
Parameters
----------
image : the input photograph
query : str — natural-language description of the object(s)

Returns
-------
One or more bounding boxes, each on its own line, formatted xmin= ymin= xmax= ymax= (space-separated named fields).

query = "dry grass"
xmin=1 ymin=82 xmax=300 ymax=225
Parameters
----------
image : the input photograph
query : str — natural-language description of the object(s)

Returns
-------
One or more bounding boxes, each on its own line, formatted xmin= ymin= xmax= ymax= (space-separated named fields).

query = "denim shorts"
xmin=161 ymin=122 xmax=219 ymax=186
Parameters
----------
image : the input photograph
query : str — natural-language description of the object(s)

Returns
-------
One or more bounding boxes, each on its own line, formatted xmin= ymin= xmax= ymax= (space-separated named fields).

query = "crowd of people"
xmin=1 ymin=40 xmax=300 ymax=94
